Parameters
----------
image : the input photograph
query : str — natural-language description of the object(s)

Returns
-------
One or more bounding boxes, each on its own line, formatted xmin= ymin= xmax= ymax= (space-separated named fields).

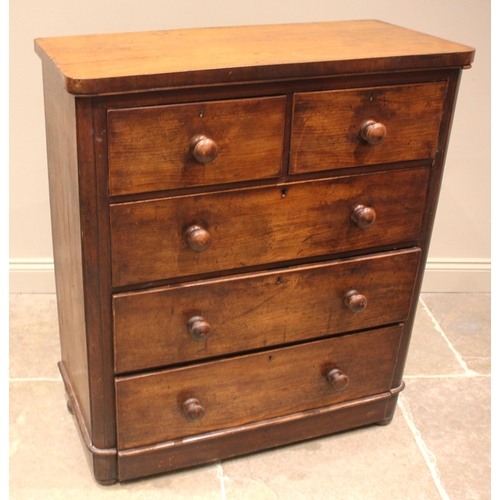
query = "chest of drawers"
xmin=35 ymin=21 xmax=474 ymax=484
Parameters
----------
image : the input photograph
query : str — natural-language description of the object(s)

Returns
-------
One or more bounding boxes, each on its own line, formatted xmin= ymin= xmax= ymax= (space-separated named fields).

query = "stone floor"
xmin=9 ymin=293 xmax=491 ymax=499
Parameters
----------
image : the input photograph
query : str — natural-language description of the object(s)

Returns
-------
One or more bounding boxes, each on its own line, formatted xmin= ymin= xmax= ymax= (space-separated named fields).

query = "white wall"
xmin=9 ymin=0 xmax=490 ymax=293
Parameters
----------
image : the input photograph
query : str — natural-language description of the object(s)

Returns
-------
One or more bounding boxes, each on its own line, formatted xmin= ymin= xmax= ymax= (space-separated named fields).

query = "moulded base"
xmin=60 ymin=359 xmax=404 ymax=484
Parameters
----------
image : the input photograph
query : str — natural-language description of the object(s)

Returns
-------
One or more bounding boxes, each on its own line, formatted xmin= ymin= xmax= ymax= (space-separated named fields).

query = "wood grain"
xmin=34 ymin=19 xmax=473 ymax=484
xmin=108 ymin=96 xmax=286 ymax=195
xmin=117 ymin=393 xmax=391 ymax=481
xmin=290 ymin=82 xmax=447 ymax=173
xmin=110 ymin=167 xmax=429 ymax=287
xmin=34 ymin=21 xmax=474 ymax=95
xmin=113 ymin=249 xmax=420 ymax=373
xmin=41 ymin=63 xmax=92 ymax=431
xmin=115 ymin=325 xmax=402 ymax=449
xmin=41 ymin=60 xmax=118 ymax=483
xmin=389 ymin=69 xmax=464 ymax=390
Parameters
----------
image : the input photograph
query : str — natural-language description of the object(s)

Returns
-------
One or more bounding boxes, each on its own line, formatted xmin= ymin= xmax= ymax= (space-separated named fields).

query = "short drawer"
xmin=110 ymin=167 xmax=429 ymax=287
xmin=113 ymin=248 xmax=420 ymax=373
xmin=107 ymin=96 xmax=286 ymax=195
xmin=290 ymin=82 xmax=447 ymax=174
xmin=115 ymin=324 xmax=403 ymax=449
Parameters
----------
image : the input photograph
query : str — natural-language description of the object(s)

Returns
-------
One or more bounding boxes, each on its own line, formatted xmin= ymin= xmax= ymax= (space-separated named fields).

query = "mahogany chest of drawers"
xmin=35 ymin=21 xmax=474 ymax=484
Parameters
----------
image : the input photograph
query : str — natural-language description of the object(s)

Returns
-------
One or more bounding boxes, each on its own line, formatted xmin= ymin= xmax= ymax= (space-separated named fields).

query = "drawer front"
xmin=110 ymin=167 xmax=429 ymax=287
xmin=113 ymin=249 xmax=420 ymax=373
xmin=290 ymin=82 xmax=447 ymax=174
xmin=107 ymin=96 xmax=286 ymax=196
xmin=115 ymin=325 xmax=403 ymax=449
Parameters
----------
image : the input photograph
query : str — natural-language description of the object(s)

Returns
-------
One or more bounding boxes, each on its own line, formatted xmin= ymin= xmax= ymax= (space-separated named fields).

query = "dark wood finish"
xmin=117 ymin=392 xmax=391 ymax=481
xmin=40 ymin=60 xmax=91 ymax=430
xmin=110 ymin=168 xmax=429 ymax=287
xmin=182 ymin=398 xmax=206 ymax=422
xmin=107 ymin=96 xmax=286 ymax=195
xmin=115 ymin=325 xmax=402 ymax=449
xmin=290 ymin=82 xmax=447 ymax=174
xmin=351 ymin=205 xmax=376 ymax=228
xmin=189 ymin=134 xmax=219 ymax=164
xmin=343 ymin=290 xmax=368 ymax=314
xmin=327 ymin=368 xmax=350 ymax=391
xmin=35 ymin=21 xmax=473 ymax=484
xmin=35 ymin=71 xmax=121 ymax=485
xmin=113 ymin=249 xmax=419 ymax=373
xmin=360 ymin=120 xmax=387 ymax=146
xmin=80 ymin=101 xmax=118 ymax=479
xmin=187 ymin=316 xmax=212 ymax=342
xmin=389 ymin=69 xmax=465 ymax=390
xmin=41 ymin=59 xmax=118 ymax=484
xmin=183 ymin=224 xmax=211 ymax=252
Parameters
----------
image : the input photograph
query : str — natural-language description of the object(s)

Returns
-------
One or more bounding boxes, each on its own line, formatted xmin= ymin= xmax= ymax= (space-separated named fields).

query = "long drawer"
xmin=115 ymin=324 xmax=403 ymax=450
xmin=110 ymin=167 xmax=429 ymax=287
xmin=113 ymin=248 xmax=420 ymax=373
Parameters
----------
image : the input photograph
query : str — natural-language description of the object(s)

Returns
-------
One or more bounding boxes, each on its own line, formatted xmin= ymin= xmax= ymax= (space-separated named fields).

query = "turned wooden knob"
xmin=327 ymin=368 xmax=350 ymax=391
xmin=189 ymin=134 xmax=219 ymax=164
xmin=344 ymin=290 xmax=368 ymax=313
xmin=184 ymin=224 xmax=211 ymax=252
xmin=360 ymin=120 xmax=387 ymax=145
xmin=187 ymin=316 xmax=212 ymax=341
xmin=351 ymin=204 xmax=376 ymax=228
xmin=182 ymin=398 xmax=206 ymax=422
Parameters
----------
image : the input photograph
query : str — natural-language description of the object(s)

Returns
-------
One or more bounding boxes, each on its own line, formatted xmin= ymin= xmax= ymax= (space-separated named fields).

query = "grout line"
xmin=217 ymin=461 xmax=227 ymax=500
xmin=398 ymin=394 xmax=450 ymax=500
xmin=418 ymin=296 xmax=478 ymax=376
xmin=9 ymin=377 xmax=61 ymax=382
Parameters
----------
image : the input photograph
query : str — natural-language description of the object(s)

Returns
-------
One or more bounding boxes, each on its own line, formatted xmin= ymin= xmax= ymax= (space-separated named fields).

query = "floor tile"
xmin=420 ymin=293 xmax=490 ymax=374
xmin=9 ymin=293 xmax=491 ymax=500
xmin=9 ymin=294 xmax=60 ymax=379
xmin=9 ymin=380 xmax=221 ymax=499
xmin=221 ymin=410 xmax=442 ymax=500
xmin=402 ymin=377 xmax=490 ymax=500
xmin=404 ymin=300 xmax=465 ymax=376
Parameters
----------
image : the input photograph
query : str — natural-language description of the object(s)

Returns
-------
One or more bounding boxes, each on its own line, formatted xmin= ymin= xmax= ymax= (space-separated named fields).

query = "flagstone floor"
xmin=9 ymin=293 xmax=491 ymax=499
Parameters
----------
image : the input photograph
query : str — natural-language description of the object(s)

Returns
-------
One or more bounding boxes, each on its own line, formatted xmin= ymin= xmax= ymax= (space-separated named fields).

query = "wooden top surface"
xmin=34 ymin=20 xmax=475 ymax=95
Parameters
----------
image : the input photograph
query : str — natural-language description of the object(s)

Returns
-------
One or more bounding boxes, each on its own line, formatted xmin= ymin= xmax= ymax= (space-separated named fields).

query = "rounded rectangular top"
xmin=34 ymin=20 xmax=475 ymax=95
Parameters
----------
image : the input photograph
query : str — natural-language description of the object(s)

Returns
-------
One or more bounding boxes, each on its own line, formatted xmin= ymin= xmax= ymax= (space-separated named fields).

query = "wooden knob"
xmin=327 ymin=368 xmax=349 ymax=391
xmin=187 ymin=316 xmax=212 ymax=341
xmin=184 ymin=224 xmax=211 ymax=252
xmin=182 ymin=398 xmax=206 ymax=422
xmin=360 ymin=120 xmax=387 ymax=145
xmin=351 ymin=205 xmax=376 ymax=228
xmin=344 ymin=290 xmax=368 ymax=313
xmin=190 ymin=134 xmax=219 ymax=164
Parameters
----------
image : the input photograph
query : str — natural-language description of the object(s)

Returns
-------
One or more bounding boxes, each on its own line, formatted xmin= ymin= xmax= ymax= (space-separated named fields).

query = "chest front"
xmin=35 ymin=20 xmax=474 ymax=484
